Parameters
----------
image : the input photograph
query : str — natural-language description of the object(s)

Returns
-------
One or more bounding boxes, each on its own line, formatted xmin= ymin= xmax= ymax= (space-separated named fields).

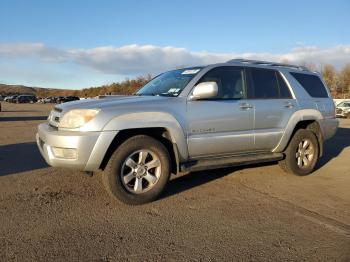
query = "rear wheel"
xmin=102 ymin=135 xmax=171 ymax=205
xmin=279 ymin=129 xmax=319 ymax=176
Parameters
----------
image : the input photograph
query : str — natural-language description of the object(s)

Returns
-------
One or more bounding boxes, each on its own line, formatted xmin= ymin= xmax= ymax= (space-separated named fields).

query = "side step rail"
xmin=181 ymin=153 xmax=284 ymax=173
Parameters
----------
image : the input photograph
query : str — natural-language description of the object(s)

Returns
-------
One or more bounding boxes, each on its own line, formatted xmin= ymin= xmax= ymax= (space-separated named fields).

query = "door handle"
xmin=240 ymin=103 xmax=253 ymax=110
xmin=284 ymin=102 xmax=294 ymax=108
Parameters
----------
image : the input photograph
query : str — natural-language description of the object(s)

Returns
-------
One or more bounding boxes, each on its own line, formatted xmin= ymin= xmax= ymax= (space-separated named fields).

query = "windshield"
xmin=137 ymin=67 xmax=203 ymax=97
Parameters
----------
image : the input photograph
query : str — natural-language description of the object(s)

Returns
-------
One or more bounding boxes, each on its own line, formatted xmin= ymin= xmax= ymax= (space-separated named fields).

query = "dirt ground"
xmin=0 ymin=102 xmax=349 ymax=261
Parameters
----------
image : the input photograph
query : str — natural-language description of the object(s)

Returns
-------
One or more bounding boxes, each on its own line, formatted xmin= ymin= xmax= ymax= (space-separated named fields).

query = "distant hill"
xmin=0 ymin=83 xmax=38 ymax=95
xmin=0 ymin=75 xmax=150 ymax=98
xmin=0 ymin=83 xmax=76 ymax=97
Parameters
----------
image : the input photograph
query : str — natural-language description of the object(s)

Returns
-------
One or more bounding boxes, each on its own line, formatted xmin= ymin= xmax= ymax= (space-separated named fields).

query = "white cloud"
xmin=0 ymin=43 xmax=67 ymax=62
xmin=1 ymin=43 xmax=350 ymax=76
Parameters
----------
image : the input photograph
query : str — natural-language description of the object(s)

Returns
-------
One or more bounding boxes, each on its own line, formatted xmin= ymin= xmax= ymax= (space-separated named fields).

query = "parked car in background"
xmin=55 ymin=96 xmax=64 ymax=103
xmin=15 ymin=95 xmax=37 ymax=103
xmin=5 ymin=95 xmax=18 ymax=103
xmin=43 ymin=97 xmax=56 ymax=103
xmin=53 ymin=97 xmax=61 ymax=103
xmin=57 ymin=96 xmax=80 ymax=103
xmin=37 ymin=59 xmax=338 ymax=205
xmin=0 ymin=95 xmax=4 ymax=101
xmin=336 ymin=101 xmax=350 ymax=118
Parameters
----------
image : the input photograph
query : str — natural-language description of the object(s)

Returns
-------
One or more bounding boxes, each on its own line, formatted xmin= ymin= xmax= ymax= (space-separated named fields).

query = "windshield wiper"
xmin=135 ymin=93 xmax=176 ymax=97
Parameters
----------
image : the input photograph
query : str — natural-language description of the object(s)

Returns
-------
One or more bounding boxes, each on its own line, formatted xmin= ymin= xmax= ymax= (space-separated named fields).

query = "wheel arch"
xmin=278 ymin=120 xmax=323 ymax=157
xmin=99 ymin=127 xmax=181 ymax=175
xmin=274 ymin=109 xmax=324 ymax=157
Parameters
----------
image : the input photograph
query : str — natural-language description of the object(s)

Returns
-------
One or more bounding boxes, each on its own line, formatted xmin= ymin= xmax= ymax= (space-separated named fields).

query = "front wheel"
xmin=279 ymin=129 xmax=319 ymax=176
xmin=102 ymin=135 xmax=171 ymax=205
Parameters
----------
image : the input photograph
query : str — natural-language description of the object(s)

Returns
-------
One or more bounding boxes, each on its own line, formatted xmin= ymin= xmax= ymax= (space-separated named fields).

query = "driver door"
xmin=186 ymin=66 xmax=255 ymax=158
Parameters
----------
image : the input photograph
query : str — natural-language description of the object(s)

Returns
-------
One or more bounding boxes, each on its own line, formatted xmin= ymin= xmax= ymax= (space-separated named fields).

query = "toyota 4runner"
xmin=37 ymin=59 xmax=338 ymax=205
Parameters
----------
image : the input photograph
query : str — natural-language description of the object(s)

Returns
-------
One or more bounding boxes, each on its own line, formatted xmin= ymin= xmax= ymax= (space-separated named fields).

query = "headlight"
xmin=58 ymin=109 xmax=100 ymax=129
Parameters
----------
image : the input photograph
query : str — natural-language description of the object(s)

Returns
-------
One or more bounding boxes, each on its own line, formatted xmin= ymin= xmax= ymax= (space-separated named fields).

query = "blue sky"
xmin=0 ymin=0 xmax=349 ymax=88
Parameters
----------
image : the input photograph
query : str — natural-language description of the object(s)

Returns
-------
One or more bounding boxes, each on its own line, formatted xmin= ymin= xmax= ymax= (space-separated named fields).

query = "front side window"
xmin=137 ymin=67 xmax=203 ymax=97
xmin=196 ymin=66 xmax=246 ymax=99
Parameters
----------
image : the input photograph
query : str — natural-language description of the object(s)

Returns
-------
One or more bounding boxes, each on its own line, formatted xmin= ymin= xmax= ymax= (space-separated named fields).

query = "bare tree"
xmin=340 ymin=64 xmax=350 ymax=96
xmin=321 ymin=64 xmax=338 ymax=92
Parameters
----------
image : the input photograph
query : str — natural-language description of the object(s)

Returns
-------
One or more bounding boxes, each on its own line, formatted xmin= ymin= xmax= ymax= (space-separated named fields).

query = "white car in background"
xmin=336 ymin=101 xmax=350 ymax=118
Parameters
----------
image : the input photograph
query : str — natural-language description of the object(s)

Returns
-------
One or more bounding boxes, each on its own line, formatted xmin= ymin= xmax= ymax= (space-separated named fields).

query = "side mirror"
xmin=190 ymin=82 xmax=218 ymax=100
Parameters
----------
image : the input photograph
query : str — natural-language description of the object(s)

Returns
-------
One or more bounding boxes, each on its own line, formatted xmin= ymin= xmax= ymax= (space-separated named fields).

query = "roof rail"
xmin=227 ymin=58 xmax=309 ymax=71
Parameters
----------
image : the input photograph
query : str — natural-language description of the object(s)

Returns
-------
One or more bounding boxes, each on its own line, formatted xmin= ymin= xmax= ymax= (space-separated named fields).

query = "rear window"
xmin=339 ymin=102 xmax=350 ymax=107
xmin=290 ymin=73 xmax=328 ymax=98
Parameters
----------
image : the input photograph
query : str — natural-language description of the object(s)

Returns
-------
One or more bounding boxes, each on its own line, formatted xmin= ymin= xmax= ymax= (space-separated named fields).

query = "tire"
xmin=102 ymin=135 xmax=171 ymax=205
xmin=279 ymin=129 xmax=319 ymax=176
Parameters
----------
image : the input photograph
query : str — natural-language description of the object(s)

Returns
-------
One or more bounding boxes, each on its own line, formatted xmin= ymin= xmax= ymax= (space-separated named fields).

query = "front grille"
xmin=336 ymin=108 xmax=343 ymax=114
xmin=39 ymin=137 xmax=44 ymax=149
xmin=49 ymin=124 xmax=59 ymax=130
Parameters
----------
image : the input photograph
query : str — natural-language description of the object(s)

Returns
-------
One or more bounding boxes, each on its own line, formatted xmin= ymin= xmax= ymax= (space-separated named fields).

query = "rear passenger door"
xmin=247 ymin=68 xmax=297 ymax=151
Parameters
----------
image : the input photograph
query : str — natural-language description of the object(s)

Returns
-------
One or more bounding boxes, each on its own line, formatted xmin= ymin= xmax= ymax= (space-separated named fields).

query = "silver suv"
xmin=37 ymin=59 xmax=338 ymax=204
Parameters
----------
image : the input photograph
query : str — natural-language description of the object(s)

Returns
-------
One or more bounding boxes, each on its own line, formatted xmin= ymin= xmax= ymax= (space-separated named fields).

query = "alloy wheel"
xmin=295 ymin=139 xmax=315 ymax=169
xmin=121 ymin=150 xmax=161 ymax=194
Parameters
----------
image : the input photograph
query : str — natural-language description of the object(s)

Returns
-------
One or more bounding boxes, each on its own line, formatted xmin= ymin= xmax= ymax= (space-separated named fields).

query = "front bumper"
xmin=36 ymin=123 xmax=118 ymax=171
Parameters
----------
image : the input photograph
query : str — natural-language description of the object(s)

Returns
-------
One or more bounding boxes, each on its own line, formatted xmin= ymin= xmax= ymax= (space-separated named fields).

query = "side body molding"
xmin=102 ymin=112 xmax=188 ymax=160
xmin=273 ymin=109 xmax=323 ymax=153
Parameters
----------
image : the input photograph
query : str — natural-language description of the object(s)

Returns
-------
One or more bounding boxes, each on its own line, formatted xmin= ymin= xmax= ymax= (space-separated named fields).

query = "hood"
xmin=55 ymin=95 xmax=172 ymax=111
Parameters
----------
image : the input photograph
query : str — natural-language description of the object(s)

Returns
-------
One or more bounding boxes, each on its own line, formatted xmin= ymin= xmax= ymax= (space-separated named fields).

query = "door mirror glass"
xmin=190 ymin=82 xmax=218 ymax=100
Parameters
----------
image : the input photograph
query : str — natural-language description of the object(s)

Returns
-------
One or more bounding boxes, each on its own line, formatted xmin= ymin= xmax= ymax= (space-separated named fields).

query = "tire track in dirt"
xmin=237 ymin=180 xmax=350 ymax=238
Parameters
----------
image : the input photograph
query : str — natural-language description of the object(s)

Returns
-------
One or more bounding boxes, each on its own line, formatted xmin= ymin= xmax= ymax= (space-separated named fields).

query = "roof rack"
xmin=227 ymin=59 xmax=309 ymax=71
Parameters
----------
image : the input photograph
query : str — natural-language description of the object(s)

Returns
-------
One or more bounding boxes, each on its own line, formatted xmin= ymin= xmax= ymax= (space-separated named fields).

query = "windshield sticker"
xmin=181 ymin=69 xmax=201 ymax=75
xmin=168 ymin=88 xmax=181 ymax=93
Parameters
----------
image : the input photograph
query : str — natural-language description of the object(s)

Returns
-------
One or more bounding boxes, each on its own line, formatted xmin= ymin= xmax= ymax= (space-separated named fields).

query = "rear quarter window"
xmin=290 ymin=72 xmax=329 ymax=98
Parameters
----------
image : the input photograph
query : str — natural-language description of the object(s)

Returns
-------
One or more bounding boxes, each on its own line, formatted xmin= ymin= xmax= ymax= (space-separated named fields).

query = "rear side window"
xmin=290 ymin=72 xmax=328 ymax=98
xmin=248 ymin=68 xmax=292 ymax=99
xmin=277 ymin=73 xmax=292 ymax=98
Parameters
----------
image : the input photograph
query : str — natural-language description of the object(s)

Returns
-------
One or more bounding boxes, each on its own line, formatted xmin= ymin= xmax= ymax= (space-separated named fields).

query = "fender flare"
xmin=102 ymin=112 xmax=188 ymax=160
xmin=273 ymin=109 xmax=323 ymax=153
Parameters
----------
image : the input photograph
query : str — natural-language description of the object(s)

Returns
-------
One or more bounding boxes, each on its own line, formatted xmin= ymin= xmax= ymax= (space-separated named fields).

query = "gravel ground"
xmin=0 ymin=102 xmax=349 ymax=261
